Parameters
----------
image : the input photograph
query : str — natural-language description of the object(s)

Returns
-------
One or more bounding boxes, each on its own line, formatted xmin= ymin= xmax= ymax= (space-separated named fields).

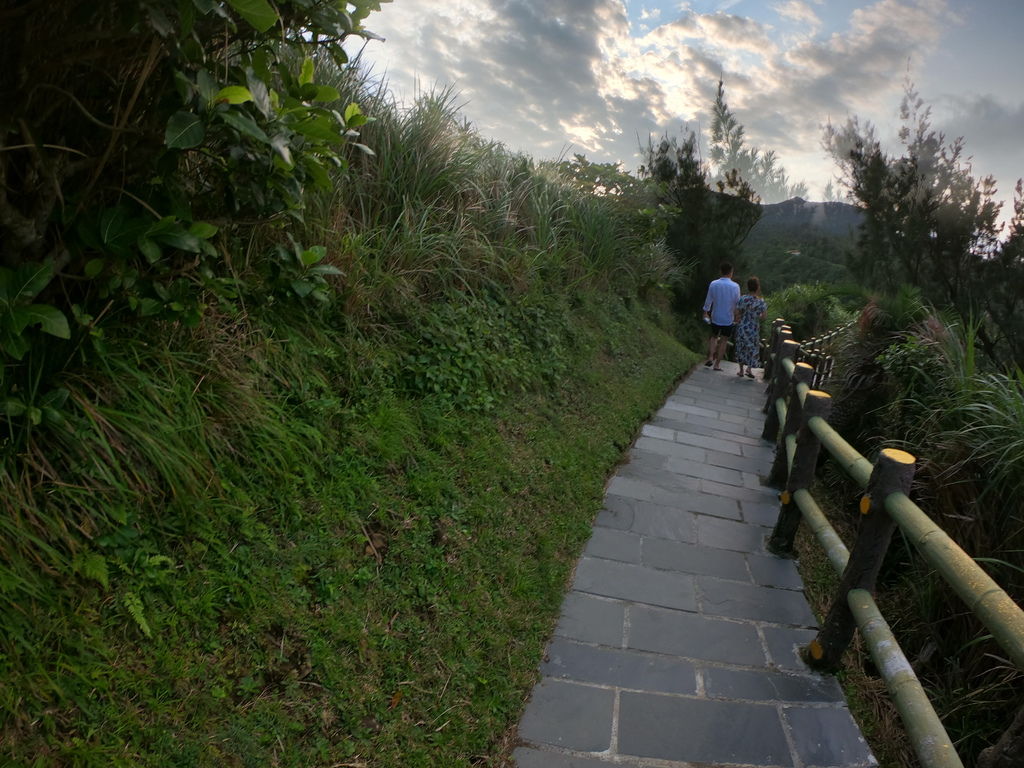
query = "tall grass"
xmin=0 ymin=61 xmax=690 ymax=765
xmin=763 ymin=282 xmax=862 ymax=340
xmin=825 ymin=309 xmax=1024 ymax=764
xmin=300 ymin=67 xmax=679 ymax=319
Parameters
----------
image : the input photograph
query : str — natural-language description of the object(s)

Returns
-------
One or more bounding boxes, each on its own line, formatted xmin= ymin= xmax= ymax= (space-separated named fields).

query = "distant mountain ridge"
xmin=750 ymin=196 xmax=864 ymax=244
xmin=741 ymin=197 xmax=864 ymax=288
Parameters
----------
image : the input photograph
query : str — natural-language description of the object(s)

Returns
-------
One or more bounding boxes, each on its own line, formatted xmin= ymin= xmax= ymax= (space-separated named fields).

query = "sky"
xmin=353 ymin=0 xmax=1024 ymax=219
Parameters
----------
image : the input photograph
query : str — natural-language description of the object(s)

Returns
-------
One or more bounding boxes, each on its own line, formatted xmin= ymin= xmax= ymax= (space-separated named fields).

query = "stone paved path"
xmin=513 ymin=361 xmax=876 ymax=768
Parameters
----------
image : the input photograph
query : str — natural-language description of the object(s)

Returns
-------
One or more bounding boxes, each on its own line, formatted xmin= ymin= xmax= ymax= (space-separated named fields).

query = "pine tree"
xmin=825 ymin=81 xmax=1018 ymax=364
xmin=708 ymin=81 xmax=808 ymax=203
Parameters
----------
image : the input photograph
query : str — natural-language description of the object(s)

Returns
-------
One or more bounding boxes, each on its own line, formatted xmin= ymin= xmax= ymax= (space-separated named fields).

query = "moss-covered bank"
xmin=2 ymin=289 xmax=699 ymax=767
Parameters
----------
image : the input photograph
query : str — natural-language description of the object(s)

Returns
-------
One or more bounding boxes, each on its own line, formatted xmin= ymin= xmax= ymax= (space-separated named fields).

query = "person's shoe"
xmin=704 ymin=360 xmax=713 ymax=367
xmin=746 ymin=372 xmax=755 ymax=378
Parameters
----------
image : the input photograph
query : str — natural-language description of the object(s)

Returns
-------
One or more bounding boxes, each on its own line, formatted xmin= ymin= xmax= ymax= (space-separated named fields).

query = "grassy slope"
xmin=3 ymin=292 xmax=699 ymax=767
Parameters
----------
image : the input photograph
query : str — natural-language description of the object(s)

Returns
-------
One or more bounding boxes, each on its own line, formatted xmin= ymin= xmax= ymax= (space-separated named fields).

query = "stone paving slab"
xmin=749 ymin=553 xmax=806 ymax=590
xmin=702 ymin=477 xmax=777 ymax=503
xmin=657 ymin=410 xmax=755 ymax=437
xmin=641 ymin=536 xmax=749 ymax=579
xmin=618 ymin=692 xmax=793 ymax=765
xmin=643 ymin=423 xmax=743 ymax=456
xmin=676 ymin=395 xmax=759 ymax=416
xmin=515 ymin=361 xmax=876 ymax=768
xmin=574 ymin=557 xmax=696 ymax=611
xmin=616 ymin=461 xmax=705 ymax=496
xmin=542 ymin=638 xmax=697 ymax=694
xmin=662 ymin=404 xmax=751 ymax=426
xmin=518 ymin=679 xmax=614 ymax=751
xmin=583 ymin=527 xmax=642 ymax=564
xmin=654 ymin=413 xmax=768 ymax=444
xmin=513 ymin=747 xmax=653 ymax=768
xmin=705 ymin=446 xmax=773 ymax=474
xmin=704 ymin=665 xmax=845 ymax=703
xmin=630 ymin=435 xmax=705 ymax=462
xmin=605 ymin=475 xmax=696 ymax=508
xmin=696 ymin=514 xmax=772 ymax=553
xmin=598 ymin=495 xmax=698 ymax=542
xmin=785 ymin=706 xmax=876 ymax=767
xmin=627 ymin=604 xmax=766 ymax=665
xmin=745 ymin=498 xmax=787 ymax=526
xmin=698 ymin=575 xmax=819 ymax=625
xmin=554 ymin=593 xmax=626 ymax=646
xmin=663 ymin=455 xmax=745 ymax=485
xmin=763 ymin=625 xmax=821 ymax=671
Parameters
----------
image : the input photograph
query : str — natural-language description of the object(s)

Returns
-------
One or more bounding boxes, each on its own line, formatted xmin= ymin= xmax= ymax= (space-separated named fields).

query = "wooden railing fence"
xmin=762 ymin=319 xmax=1024 ymax=768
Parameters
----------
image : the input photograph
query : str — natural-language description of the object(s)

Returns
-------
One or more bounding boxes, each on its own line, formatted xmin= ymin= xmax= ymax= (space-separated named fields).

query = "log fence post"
xmin=762 ymin=319 xmax=786 ymax=383
xmin=816 ymin=354 xmax=835 ymax=389
xmin=805 ymin=448 xmax=917 ymax=670
xmin=766 ymin=361 xmax=816 ymax=487
xmin=767 ymin=389 xmax=832 ymax=556
xmin=761 ymin=337 xmax=798 ymax=439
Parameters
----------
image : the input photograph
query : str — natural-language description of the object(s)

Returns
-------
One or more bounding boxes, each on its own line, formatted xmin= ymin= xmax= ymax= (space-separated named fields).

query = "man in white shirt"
xmin=702 ymin=262 xmax=741 ymax=371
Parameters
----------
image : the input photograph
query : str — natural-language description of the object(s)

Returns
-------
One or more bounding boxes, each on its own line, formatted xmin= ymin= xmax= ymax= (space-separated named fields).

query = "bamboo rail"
xmin=762 ymin=319 xmax=1024 ymax=768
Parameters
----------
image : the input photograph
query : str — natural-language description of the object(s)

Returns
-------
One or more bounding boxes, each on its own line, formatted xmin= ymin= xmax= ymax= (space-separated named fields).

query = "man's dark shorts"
xmin=710 ymin=323 xmax=734 ymax=338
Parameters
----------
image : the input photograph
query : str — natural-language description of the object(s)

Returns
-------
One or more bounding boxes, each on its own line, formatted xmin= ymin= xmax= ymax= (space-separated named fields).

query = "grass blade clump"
xmin=1 ymin=58 xmax=692 ymax=766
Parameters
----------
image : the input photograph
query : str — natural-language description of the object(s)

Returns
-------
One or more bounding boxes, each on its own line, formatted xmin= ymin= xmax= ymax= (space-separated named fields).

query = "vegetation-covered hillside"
xmin=0 ymin=2 xmax=708 ymax=764
xmin=741 ymin=197 xmax=859 ymax=290
xmin=3 ymin=2 xmax=1022 ymax=766
xmin=788 ymin=85 xmax=1024 ymax=767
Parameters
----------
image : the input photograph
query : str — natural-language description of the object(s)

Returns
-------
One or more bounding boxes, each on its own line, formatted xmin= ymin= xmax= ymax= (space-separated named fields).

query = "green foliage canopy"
xmin=824 ymin=82 xmax=1024 ymax=365
xmin=0 ymin=0 xmax=388 ymax=430
xmin=639 ymin=129 xmax=761 ymax=307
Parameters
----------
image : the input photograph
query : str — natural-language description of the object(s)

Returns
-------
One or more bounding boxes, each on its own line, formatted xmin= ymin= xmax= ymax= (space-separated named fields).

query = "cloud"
xmin=358 ymin=0 xmax=962 ymax=191
xmin=932 ymin=94 xmax=1024 ymax=197
xmin=742 ymin=0 xmax=955 ymax=150
xmin=773 ymin=0 xmax=821 ymax=33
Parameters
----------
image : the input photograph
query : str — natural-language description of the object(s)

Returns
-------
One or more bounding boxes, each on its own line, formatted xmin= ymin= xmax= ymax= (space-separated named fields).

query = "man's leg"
xmin=714 ymin=329 xmax=730 ymax=369
xmin=706 ymin=334 xmax=717 ymax=365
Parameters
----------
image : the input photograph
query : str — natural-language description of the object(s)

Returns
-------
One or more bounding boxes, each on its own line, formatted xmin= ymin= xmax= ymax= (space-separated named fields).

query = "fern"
xmin=71 ymin=551 xmax=109 ymax=590
xmin=122 ymin=591 xmax=152 ymax=638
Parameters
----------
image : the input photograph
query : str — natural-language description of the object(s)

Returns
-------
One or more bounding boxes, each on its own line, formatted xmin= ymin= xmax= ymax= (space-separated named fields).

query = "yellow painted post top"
xmin=881 ymin=448 xmax=916 ymax=465
xmin=796 ymin=362 xmax=814 ymax=371
xmin=806 ymin=389 xmax=832 ymax=399
xmin=859 ymin=495 xmax=872 ymax=515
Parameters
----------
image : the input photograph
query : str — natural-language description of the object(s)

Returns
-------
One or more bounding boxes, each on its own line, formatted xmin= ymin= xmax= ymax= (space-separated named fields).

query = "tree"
xmin=980 ymin=181 xmax=1024 ymax=363
xmin=822 ymin=179 xmax=844 ymax=202
xmin=639 ymin=130 xmax=760 ymax=307
xmin=824 ymin=82 xmax=1017 ymax=364
xmin=0 ymin=0 xmax=388 ymax=425
xmin=709 ymin=81 xmax=808 ymax=203
xmin=555 ymin=153 xmax=645 ymax=199
xmin=1 ymin=1 xmax=387 ymax=267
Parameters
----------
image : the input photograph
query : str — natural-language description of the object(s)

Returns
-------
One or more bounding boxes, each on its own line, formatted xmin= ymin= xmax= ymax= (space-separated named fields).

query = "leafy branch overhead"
xmin=0 ymin=0 xmax=390 ymax=420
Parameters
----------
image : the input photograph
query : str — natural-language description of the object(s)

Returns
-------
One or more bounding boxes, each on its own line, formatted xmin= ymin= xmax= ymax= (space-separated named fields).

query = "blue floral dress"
xmin=734 ymin=295 xmax=767 ymax=367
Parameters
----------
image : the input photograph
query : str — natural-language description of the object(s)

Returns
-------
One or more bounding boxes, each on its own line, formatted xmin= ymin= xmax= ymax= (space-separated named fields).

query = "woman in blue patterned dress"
xmin=734 ymin=277 xmax=767 ymax=379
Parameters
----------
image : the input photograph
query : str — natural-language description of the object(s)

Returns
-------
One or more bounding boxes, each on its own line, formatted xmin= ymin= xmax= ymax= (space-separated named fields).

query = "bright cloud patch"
xmin=357 ymin=0 xmax=1018 ymax=202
